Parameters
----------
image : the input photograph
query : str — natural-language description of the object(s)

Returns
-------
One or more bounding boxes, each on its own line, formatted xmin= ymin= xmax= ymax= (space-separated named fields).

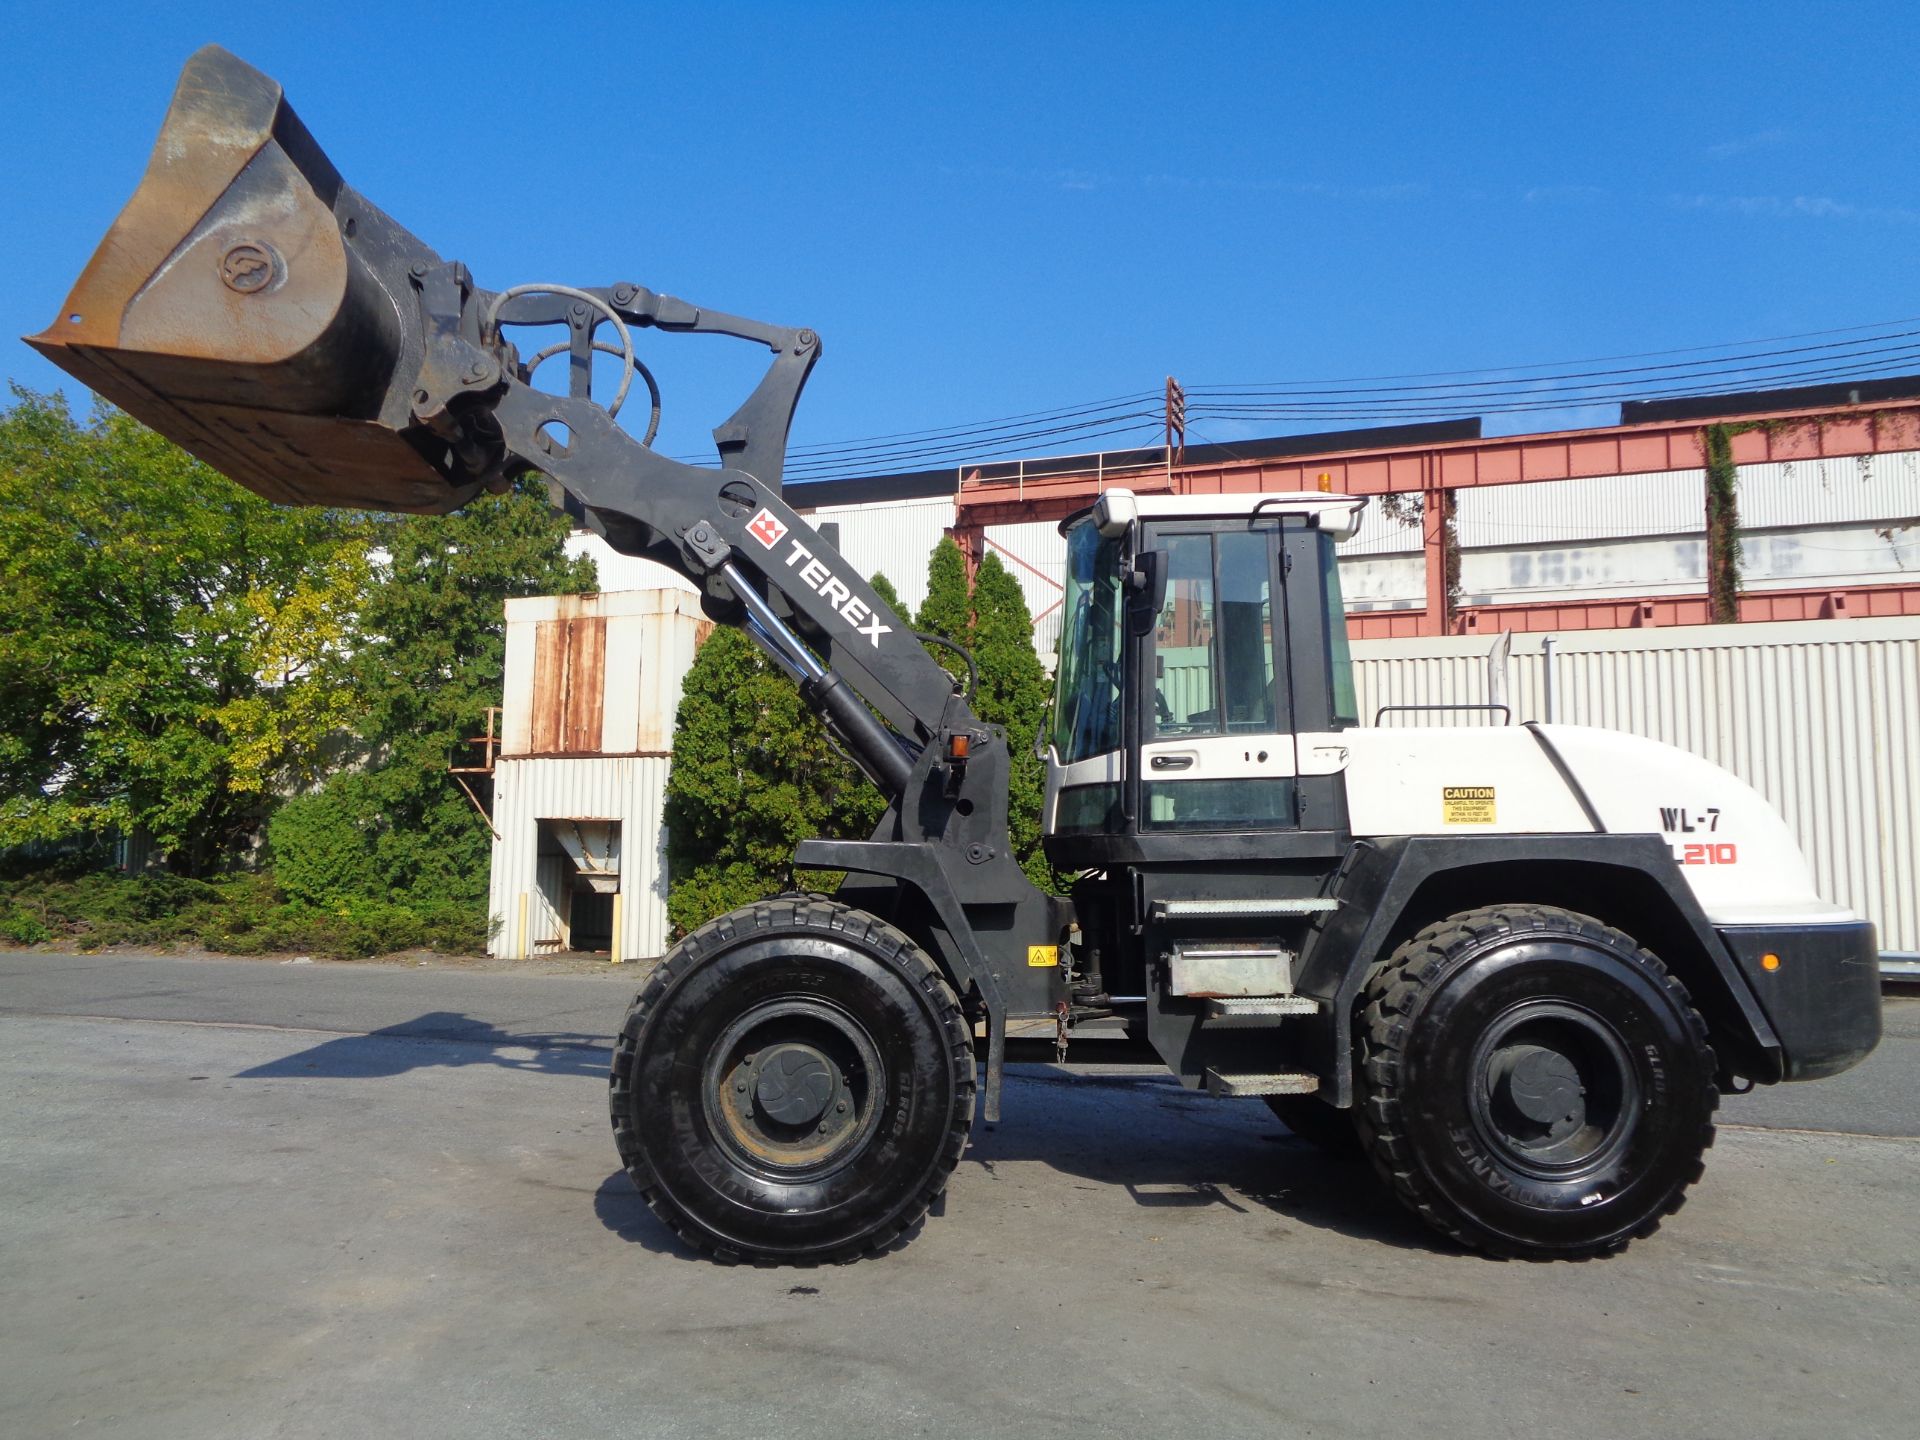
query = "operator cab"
xmin=1043 ymin=488 xmax=1366 ymax=871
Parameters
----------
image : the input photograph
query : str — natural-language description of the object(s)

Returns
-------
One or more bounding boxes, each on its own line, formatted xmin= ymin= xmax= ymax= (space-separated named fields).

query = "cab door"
xmin=1135 ymin=520 xmax=1301 ymax=831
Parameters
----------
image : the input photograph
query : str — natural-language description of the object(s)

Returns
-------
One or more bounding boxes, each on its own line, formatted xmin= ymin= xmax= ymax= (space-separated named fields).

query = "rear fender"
xmin=1295 ymin=834 xmax=1783 ymax=1106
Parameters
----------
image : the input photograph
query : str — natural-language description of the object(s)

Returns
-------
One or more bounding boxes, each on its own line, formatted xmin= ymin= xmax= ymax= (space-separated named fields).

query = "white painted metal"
xmin=787 ymin=495 xmax=956 ymax=618
xmin=1544 ymin=724 xmax=1852 ymax=926
xmin=490 ymin=587 xmax=707 ymax=963
xmin=488 ymin=755 xmax=675 ymax=962
xmin=1332 ymin=727 xmax=1597 ymax=835
xmin=564 ymin=530 xmax=700 ymax=595
xmin=1349 ymin=616 xmax=1920 ymax=952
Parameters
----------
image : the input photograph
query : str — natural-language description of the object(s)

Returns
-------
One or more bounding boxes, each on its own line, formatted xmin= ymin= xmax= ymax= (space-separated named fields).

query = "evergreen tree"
xmin=968 ymin=553 xmax=1056 ymax=890
xmin=916 ymin=536 xmax=974 ymax=691
xmin=867 ymin=571 xmax=905 ymax=620
xmin=664 ymin=627 xmax=885 ymax=934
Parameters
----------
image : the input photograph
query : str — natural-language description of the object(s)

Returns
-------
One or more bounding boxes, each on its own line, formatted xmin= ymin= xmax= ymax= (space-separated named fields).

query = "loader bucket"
xmin=26 ymin=46 xmax=483 ymax=514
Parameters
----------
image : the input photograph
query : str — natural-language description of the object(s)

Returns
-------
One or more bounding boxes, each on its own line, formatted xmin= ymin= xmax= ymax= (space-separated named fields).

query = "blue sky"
xmin=5 ymin=2 xmax=1918 ymax=476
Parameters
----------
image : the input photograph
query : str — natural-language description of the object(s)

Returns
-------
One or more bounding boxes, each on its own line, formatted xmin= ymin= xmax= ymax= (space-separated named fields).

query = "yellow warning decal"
xmin=1027 ymin=944 xmax=1060 ymax=968
xmin=1443 ymin=786 xmax=1497 ymax=824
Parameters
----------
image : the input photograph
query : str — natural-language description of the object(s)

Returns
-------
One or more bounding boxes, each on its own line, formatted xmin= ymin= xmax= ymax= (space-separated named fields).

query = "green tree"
xmin=867 ymin=571 xmax=905 ymax=619
xmin=0 ymin=392 xmax=363 ymax=873
xmin=313 ymin=477 xmax=597 ymax=908
xmin=916 ymin=536 xmax=973 ymax=645
xmin=916 ymin=535 xmax=974 ymax=690
xmin=663 ymin=626 xmax=884 ymax=933
xmin=968 ymin=552 xmax=1055 ymax=889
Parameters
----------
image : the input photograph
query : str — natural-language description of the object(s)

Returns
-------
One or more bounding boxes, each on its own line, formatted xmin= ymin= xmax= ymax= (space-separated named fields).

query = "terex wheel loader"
xmin=31 ymin=48 xmax=1883 ymax=1262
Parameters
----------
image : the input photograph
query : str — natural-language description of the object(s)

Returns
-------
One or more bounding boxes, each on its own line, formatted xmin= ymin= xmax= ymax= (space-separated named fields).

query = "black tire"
xmin=609 ymin=895 xmax=973 ymax=1264
xmin=1264 ymin=1094 xmax=1364 ymax=1159
xmin=1356 ymin=904 xmax=1717 ymax=1259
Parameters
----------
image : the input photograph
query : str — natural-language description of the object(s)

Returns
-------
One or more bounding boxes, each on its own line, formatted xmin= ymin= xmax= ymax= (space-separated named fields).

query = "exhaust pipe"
xmin=25 ymin=46 xmax=488 ymax=514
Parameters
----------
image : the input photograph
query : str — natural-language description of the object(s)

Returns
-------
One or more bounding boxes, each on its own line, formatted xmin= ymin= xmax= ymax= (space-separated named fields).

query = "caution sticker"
xmin=1027 ymin=945 xmax=1060 ymax=968
xmin=1442 ymin=786 xmax=1497 ymax=824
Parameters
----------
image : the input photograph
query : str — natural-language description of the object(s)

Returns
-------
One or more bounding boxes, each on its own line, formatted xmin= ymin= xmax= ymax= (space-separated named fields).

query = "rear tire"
xmin=609 ymin=895 xmax=973 ymax=1263
xmin=1356 ymin=905 xmax=1717 ymax=1259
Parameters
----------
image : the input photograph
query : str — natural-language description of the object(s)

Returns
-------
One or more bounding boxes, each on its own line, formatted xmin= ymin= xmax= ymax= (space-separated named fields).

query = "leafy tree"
xmin=663 ymin=626 xmax=883 ymax=933
xmin=304 ymin=477 xmax=596 ymax=908
xmin=969 ymin=552 xmax=1055 ymax=889
xmin=0 ymin=391 xmax=364 ymax=873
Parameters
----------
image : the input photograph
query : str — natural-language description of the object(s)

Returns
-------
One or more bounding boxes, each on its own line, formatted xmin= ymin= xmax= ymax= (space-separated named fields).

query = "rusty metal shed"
xmin=485 ymin=587 xmax=708 ymax=961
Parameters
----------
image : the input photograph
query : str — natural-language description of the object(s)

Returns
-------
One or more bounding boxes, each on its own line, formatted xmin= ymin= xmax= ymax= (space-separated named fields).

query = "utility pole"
xmin=1164 ymin=376 xmax=1186 ymax=474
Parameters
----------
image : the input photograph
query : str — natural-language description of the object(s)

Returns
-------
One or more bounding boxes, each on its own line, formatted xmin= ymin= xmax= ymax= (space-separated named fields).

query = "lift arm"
xmin=27 ymin=46 xmax=1068 ymax=1113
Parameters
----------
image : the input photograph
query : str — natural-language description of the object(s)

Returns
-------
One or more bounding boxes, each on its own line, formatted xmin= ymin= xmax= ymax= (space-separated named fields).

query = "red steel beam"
xmin=1347 ymin=582 xmax=1920 ymax=641
xmin=952 ymin=397 xmax=1920 ymax=639
xmin=954 ymin=398 xmax=1920 ymax=528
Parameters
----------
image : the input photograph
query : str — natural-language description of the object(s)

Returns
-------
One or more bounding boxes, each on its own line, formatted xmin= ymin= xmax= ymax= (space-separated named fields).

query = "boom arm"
xmin=27 ymin=45 xmax=1068 ymax=1117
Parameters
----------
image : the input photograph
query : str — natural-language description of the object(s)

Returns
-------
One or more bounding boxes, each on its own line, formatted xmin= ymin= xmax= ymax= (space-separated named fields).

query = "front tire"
xmin=609 ymin=896 xmax=973 ymax=1263
xmin=1357 ymin=905 xmax=1717 ymax=1259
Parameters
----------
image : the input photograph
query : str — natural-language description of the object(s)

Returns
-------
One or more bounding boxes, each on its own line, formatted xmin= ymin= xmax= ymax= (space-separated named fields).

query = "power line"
xmin=653 ymin=314 xmax=1920 ymax=483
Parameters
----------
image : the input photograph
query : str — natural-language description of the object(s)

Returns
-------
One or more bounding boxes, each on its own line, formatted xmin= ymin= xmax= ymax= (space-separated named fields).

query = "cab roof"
xmin=1061 ymin=488 xmax=1368 ymax=541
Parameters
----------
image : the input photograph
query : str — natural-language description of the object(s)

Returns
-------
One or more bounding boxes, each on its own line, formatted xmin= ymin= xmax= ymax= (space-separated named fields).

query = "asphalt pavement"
xmin=1 ymin=949 xmax=1914 ymax=1440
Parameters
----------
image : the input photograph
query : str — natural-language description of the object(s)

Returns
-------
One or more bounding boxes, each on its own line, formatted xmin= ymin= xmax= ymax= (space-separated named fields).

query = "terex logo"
xmin=778 ymin=539 xmax=892 ymax=647
xmin=746 ymin=509 xmax=789 ymax=549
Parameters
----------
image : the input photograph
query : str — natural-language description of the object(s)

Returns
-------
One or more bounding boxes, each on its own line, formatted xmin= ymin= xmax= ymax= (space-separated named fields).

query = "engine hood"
xmin=1333 ymin=723 xmax=1853 ymax=928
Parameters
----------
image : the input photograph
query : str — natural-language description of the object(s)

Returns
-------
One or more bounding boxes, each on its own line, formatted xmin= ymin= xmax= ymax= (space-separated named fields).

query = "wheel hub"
xmin=753 ymin=1043 xmax=836 ymax=1126
xmin=1492 ymin=1043 xmax=1586 ymax=1139
xmin=703 ymin=998 xmax=883 ymax=1178
xmin=1468 ymin=1001 xmax=1638 ymax=1176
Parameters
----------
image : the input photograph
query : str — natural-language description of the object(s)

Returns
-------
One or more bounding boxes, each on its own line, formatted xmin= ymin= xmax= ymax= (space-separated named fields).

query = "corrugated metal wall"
xmin=795 ymin=497 xmax=956 ymax=617
xmin=1351 ymin=615 xmax=1920 ymax=952
xmin=488 ymin=756 xmax=676 ymax=962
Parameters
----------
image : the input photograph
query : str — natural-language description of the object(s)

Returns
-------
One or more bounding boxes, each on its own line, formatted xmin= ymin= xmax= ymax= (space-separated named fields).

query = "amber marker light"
xmin=1761 ymin=953 xmax=1782 ymax=972
xmin=947 ymin=734 xmax=971 ymax=761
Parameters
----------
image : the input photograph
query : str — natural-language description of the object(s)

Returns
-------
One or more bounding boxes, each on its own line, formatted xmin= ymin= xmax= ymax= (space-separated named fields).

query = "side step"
xmin=1204 ymin=996 xmax=1319 ymax=1024
xmin=1153 ymin=897 xmax=1338 ymax=920
xmin=1205 ymin=1068 xmax=1320 ymax=1098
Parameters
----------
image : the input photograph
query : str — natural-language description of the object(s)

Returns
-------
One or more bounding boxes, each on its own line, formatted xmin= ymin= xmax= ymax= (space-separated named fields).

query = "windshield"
xmin=1051 ymin=520 xmax=1124 ymax=763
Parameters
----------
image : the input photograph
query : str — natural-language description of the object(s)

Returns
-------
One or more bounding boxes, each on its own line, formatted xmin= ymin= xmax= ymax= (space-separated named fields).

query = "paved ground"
xmin=1 ymin=950 xmax=1914 ymax=1440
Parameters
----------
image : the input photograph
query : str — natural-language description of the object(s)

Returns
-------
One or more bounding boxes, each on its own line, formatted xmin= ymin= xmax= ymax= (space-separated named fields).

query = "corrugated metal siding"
xmin=488 ymin=756 xmax=675 ymax=962
xmin=793 ymin=497 xmax=956 ymax=618
xmin=982 ymin=520 xmax=1070 ymax=660
xmin=1349 ymin=616 xmax=1920 ymax=951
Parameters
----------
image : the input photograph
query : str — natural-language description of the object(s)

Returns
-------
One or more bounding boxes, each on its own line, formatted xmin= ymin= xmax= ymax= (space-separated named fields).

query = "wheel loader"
xmin=29 ymin=47 xmax=1883 ymax=1263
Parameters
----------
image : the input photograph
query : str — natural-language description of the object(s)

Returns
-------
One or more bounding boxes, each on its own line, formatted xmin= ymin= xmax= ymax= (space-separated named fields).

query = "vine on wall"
xmin=1702 ymin=423 xmax=1744 ymax=624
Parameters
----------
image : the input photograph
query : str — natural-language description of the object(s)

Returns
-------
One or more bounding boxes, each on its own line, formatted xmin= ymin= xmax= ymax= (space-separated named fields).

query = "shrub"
xmin=268 ymin=786 xmax=380 ymax=907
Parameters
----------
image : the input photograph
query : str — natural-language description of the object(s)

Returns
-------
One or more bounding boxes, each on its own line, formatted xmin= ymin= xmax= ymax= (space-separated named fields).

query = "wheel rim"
xmin=701 ymin=998 xmax=885 ymax=1180
xmin=1465 ymin=1000 xmax=1640 ymax=1180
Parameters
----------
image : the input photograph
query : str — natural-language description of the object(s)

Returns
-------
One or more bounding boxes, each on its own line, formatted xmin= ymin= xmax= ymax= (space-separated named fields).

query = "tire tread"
xmin=608 ymin=893 xmax=973 ymax=1265
xmin=1355 ymin=903 xmax=1718 ymax=1260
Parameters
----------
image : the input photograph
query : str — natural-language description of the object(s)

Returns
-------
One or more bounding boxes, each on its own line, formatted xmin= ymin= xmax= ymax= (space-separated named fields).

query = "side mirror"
xmin=1125 ymin=549 xmax=1166 ymax=637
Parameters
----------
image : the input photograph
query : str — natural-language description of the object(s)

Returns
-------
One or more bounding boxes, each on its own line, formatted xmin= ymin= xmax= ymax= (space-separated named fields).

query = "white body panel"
xmin=1539 ymin=725 xmax=1854 ymax=927
xmin=1045 ymin=723 xmax=1856 ymax=930
xmin=1327 ymin=727 xmax=1596 ymax=835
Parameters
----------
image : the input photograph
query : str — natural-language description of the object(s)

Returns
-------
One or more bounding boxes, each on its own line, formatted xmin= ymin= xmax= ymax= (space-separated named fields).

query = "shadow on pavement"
xmin=234 ymin=1011 xmax=611 ymax=1080
xmin=592 ymin=1064 xmax=1451 ymax=1259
